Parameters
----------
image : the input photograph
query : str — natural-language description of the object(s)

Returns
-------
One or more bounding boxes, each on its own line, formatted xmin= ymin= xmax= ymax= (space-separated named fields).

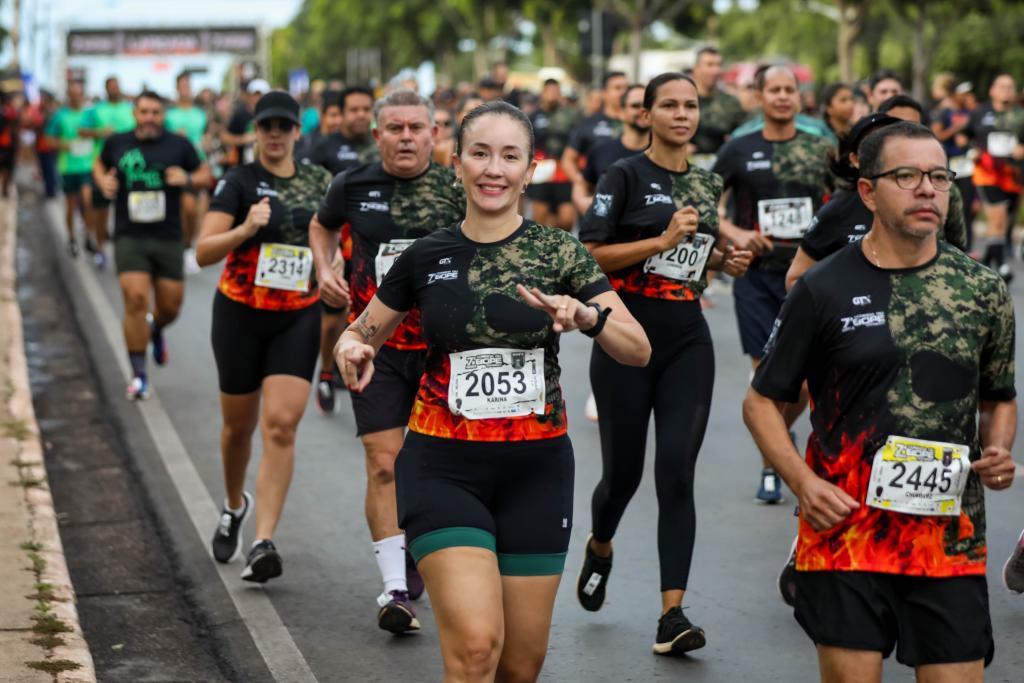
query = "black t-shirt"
xmin=712 ymin=130 xmax=832 ymax=272
xmin=316 ymin=161 xmax=466 ymax=349
xmin=100 ymin=131 xmax=201 ymax=241
xmin=375 ymin=219 xmax=611 ymax=442
xmin=581 ymin=139 xmax=641 ymax=186
xmin=752 ymin=241 xmax=1015 ymax=576
xmin=299 ymin=132 xmax=379 ymax=176
xmin=579 ymin=153 xmax=722 ymax=301
xmin=566 ymin=111 xmax=623 ymax=159
xmin=225 ymin=104 xmax=254 ymax=167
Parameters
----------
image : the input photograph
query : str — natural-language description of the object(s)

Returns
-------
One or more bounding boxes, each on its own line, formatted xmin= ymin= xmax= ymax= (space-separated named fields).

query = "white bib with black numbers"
xmin=70 ymin=138 xmax=93 ymax=157
xmin=758 ymin=197 xmax=813 ymax=239
xmin=375 ymin=239 xmax=416 ymax=286
xmin=531 ymin=159 xmax=558 ymax=184
xmin=447 ymin=348 xmax=545 ymax=420
xmin=987 ymin=131 xmax=1017 ymax=157
xmin=949 ymin=155 xmax=974 ymax=177
xmin=254 ymin=243 xmax=313 ymax=292
xmin=866 ymin=435 xmax=971 ymax=517
xmin=644 ymin=233 xmax=714 ymax=283
xmin=127 ymin=190 xmax=166 ymax=223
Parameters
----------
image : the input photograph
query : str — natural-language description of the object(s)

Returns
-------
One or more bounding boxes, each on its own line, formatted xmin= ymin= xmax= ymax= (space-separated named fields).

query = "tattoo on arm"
xmin=353 ymin=310 xmax=380 ymax=343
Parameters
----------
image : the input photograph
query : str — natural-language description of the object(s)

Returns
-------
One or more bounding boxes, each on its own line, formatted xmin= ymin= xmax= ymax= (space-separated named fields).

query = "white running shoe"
xmin=184 ymin=247 xmax=202 ymax=274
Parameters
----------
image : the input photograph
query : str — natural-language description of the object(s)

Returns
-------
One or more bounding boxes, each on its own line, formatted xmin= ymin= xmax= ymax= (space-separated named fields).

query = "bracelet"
xmin=580 ymin=303 xmax=611 ymax=338
xmin=186 ymin=172 xmax=192 ymax=188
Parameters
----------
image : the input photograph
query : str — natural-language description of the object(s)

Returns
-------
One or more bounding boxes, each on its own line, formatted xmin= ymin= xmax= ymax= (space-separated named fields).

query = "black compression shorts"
xmin=397 ymin=431 xmax=574 ymax=575
xmin=349 ymin=345 xmax=425 ymax=436
xmin=211 ymin=291 xmax=320 ymax=394
xmin=525 ymin=181 xmax=572 ymax=211
xmin=794 ymin=570 xmax=993 ymax=667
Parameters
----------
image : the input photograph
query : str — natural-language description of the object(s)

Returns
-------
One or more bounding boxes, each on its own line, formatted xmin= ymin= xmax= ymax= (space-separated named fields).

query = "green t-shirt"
xmin=46 ymin=107 xmax=94 ymax=175
xmin=301 ymin=107 xmax=320 ymax=136
xmin=165 ymin=105 xmax=208 ymax=159
xmin=83 ymin=100 xmax=136 ymax=154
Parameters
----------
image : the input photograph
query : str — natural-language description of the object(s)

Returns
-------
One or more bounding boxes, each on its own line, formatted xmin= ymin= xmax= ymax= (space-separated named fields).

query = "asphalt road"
xmin=34 ymin=196 xmax=1024 ymax=682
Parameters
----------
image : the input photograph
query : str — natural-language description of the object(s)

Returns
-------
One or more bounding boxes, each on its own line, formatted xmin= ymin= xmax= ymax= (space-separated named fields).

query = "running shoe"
xmin=576 ymin=533 xmax=613 ymax=612
xmin=377 ymin=590 xmax=420 ymax=634
xmin=1002 ymin=527 xmax=1024 ymax=594
xmin=756 ymin=467 xmax=783 ymax=504
xmin=652 ymin=607 xmax=706 ymax=656
xmin=584 ymin=392 xmax=598 ymax=422
xmin=184 ymin=247 xmax=201 ymax=274
xmin=406 ymin=550 xmax=425 ymax=601
xmin=125 ymin=376 xmax=150 ymax=401
xmin=241 ymin=540 xmax=283 ymax=583
xmin=316 ymin=374 xmax=335 ymax=415
xmin=150 ymin=319 xmax=167 ymax=366
xmin=211 ymin=491 xmax=253 ymax=564
xmin=67 ymin=239 xmax=79 ymax=259
xmin=778 ymin=536 xmax=798 ymax=607
xmin=93 ymin=250 xmax=107 ymax=270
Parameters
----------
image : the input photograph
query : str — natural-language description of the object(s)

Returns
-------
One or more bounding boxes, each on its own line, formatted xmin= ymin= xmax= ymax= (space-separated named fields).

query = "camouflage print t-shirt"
xmin=316 ymin=161 xmax=466 ymax=349
xmin=375 ymin=220 xmax=612 ymax=441
xmin=579 ymin=153 xmax=722 ymax=301
xmin=753 ymin=241 xmax=1016 ymax=577
xmin=693 ymin=89 xmax=748 ymax=157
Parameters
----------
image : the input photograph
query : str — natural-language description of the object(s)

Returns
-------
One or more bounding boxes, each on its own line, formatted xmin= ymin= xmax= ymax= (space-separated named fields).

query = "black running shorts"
xmin=114 ymin=236 xmax=184 ymax=281
xmin=211 ymin=291 xmax=320 ymax=395
xmin=397 ymin=431 xmax=574 ymax=576
xmin=349 ymin=345 xmax=425 ymax=436
xmin=525 ymin=181 xmax=572 ymax=211
xmin=733 ymin=266 xmax=788 ymax=358
xmin=794 ymin=570 xmax=994 ymax=667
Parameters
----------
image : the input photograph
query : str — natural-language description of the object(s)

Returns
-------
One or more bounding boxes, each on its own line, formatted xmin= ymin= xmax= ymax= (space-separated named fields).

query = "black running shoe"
xmin=576 ymin=534 xmax=613 ymax=612
xmin=653 ymin=607 xmax=706 ymax=656
xmin=212 ymin=492 xmax=252 ymax=563
xmin=315 ymin=373 xmax=335 ymax=415
xmin=778 ymin=537 xmax=798 ymax=607
xmin=406 ymin=550 xmax=425 ymax=601
xmin=377 ymin=590 xmax=420 ymax=634
xmin=241 ymin=540 xmax=283 ymax=583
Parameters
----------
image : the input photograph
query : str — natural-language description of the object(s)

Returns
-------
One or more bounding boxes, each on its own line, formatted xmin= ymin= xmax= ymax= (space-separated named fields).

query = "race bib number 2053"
xmin=448 ymin=348 xmax=545 ymax=420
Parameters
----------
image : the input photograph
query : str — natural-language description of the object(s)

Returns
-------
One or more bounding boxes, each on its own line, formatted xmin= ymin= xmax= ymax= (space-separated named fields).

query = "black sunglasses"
xmin=257 ymin=118 xmax=297 ymax=132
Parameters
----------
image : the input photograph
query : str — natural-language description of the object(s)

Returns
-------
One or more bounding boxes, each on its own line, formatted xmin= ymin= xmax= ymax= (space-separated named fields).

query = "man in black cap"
xmin=93 ymin=90 xmax=211 ymax=400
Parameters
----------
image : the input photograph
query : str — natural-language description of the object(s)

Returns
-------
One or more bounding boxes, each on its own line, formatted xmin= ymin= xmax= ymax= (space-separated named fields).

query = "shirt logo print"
xmin=427 ymin=270 xmax=458 ymax=284
xmin=593 ymin=193 xmax=613 ymax=217
xmin=852 ymin=295 xmax=872 ymax=306
xmin=841 ymin=311 xmax=886 ymax=333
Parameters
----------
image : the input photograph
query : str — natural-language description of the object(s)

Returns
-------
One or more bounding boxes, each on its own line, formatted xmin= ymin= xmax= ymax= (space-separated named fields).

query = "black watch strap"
xmin=581 ymin=302 xmax=611 ymax=338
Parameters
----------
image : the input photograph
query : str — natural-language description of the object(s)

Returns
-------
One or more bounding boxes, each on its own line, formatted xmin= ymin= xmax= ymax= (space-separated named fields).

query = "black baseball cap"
xmin=253 ymin=91 xmax=300 ymax=126
xmin=848 ymin=112 xmax=901 ymax=151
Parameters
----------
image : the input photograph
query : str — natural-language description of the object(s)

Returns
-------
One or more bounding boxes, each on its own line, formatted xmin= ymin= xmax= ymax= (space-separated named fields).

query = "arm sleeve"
xmin=315 ymin=172 xmax=349 ymax=230
xmin=207 ymin=169 xmax=246 ymax=221
xmin=751 ymin=277 xmax=819 ymax=402
xmin=980 ymin=277 xmax=1017 ymax=401
xmin=577 ymin=163 xmax=629 ymax=244
xmin=374 ymin=242 xmax=417 ymax=312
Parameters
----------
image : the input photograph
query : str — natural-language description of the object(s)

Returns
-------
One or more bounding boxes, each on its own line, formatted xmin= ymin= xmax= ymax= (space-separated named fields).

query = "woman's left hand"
xmin=517 ymin=285 xmax=598 ymax=333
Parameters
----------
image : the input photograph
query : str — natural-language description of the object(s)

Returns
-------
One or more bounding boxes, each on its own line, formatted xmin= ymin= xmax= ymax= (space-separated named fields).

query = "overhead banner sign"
xmin=67 ymin=27 xmax=259 ymax=56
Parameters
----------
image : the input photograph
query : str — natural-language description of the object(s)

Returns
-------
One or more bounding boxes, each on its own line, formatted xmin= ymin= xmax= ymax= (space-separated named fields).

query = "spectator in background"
xmin=34 ymin=90 xmax=59 ymax=199
xmin=867 ymin=70 xmax=903 ymax=111
xmin=302 ymin=79 xmax=326 ymax=135
xmin=820 ymin=82 xmax=856 ymax=138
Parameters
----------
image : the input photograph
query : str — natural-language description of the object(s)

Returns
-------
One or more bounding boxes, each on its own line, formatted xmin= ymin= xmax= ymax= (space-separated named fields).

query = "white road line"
xmin=42 ymin=200 xmax=318 ymax=683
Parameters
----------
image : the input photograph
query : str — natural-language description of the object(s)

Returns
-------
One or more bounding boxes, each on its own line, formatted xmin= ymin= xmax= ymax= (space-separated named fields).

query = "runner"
xmin=432 ymin=106 xmax=455 ymax=167
xmin=220 ymin=79 xmax=267 ymax=173
xmin=47 ymin=80 xmax=92 ymax=257
xmin=81 ymin=77 xmax=136 ymax=269
xmin=571 ymin=83 xmax=648 ymax=215
xmin=969 ymin=74 xmax=1024 ymax=281
xmin=560 ymin=72 xmax=627 ymax=189
xmin=576 ymin=72 xmax=752 ymax=656
xmin=526 ymin=78 xmax=579 ymax=230
xmin=689 ymin=46 xmax=748 ymax=170
xmin=711 ymin=65 xmax=832 ymax=504
xmin=932 ymin=80 xmax=977 ymax=253
xmin=820 ymin=82 xmax=855 ymax=138
xmin=166 ymin=71 xmax=209 ymax=274
xmin=868 ymin=70 xmax=904 ymax=112
xmin=195 ymin=91 xmax=331 ymax=582
xmin=744 ymin=120 xmax=1016 ymax=682
xmin=336 ymin=99 xmax=648 ymax=679
xmin=92 ymin=91 xmax=210 ymax=400
xmin=308 ymin=89 xmax=466 ymax=633
xmin=787 ymin=102 xmax=968 ymax=291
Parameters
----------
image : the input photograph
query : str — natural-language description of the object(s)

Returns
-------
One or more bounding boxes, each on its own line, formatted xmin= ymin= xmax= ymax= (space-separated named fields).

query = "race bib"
xmin=447 ymin=348 xmax=545 ymax=420
xmin=758 ymin=197 xmax=813 ymax=239
xmin=127 ymin=191 xmax=166 ymax=223
xmin=644 ymin=233 xmax=714 ymax=282
xmin=532 ymin=159 xmax=558 ymax=184
xmin=987 ymin=131 xmax=1017 ymax=157
xmin=949 ymin=155 xmax=974 ymax=177
xmin=690 ymin=153 xmax=717 ymax=171
xmin=255 ymin=243 xmax=313 ymax=292
xmin=866 ymin=436 xmax=970 ymax=517
xmin=70 ymin=138 xmax=93 ymax=157
xmin=374 ymin=239 xmax=416 ymax=286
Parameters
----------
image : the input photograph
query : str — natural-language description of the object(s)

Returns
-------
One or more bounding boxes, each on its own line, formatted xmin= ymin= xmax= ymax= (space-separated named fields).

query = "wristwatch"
xmin=581 ymin=302 xmax=612 ymax=338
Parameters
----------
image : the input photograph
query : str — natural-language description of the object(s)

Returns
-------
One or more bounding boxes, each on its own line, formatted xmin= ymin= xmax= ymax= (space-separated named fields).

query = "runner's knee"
xmin=261 ymin=414 xmax=298 ymax=450
xmin=448 ymin=631 xmax=502 ymax=678
xmin=365 ymin=446 xmax=397 ymax=486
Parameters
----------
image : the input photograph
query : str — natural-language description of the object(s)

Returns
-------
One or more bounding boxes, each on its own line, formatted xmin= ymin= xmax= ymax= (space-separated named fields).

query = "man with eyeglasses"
xmin=526 ymin=78 xmax=579 ymax=230
xmin=744 ymin=120 xmax=1016 ymax=683
xmin=93 ymin=91 xmax=211 ymax=400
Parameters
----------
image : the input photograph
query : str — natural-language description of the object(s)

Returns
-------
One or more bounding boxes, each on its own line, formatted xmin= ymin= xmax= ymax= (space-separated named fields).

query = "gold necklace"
xmin=864 ymin=232 xmax=882 ymax=268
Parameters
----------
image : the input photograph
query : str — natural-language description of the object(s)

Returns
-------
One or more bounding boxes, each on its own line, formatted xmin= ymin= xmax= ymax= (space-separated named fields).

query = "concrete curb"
xmin=0 ymin=196 xmax=96 ymax=682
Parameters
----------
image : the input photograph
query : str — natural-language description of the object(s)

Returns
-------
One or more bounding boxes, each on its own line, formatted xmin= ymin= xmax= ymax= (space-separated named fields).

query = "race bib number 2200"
xmin=448 ymin=348 xmax=545 ymax=420
xmin=644 ymin=233 xmax=713 ymax=283
xmin=866 ymin=436 xmax=970 ymax=516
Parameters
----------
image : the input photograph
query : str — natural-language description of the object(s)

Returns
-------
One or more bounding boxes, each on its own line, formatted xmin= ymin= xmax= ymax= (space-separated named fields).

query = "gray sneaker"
xmin=1002 ymin=527 xmax=1024 ymax=594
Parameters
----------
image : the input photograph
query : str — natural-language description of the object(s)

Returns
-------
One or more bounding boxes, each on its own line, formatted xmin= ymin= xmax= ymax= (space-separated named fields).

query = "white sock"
xmin=225 ymin=499 xmax=245 ymax=516
xmin=373 ymin=534 xmax=408 ymax=594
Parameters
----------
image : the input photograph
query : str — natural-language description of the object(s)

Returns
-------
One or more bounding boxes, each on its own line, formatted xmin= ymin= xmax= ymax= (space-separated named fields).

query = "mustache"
xmin=904 ymin=203 xmax=942 ymax=217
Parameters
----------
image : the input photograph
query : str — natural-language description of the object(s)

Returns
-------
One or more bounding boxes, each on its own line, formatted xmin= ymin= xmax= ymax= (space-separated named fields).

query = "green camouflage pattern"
xmin=942 ymin=182 xmax=968 ymax=251
xmin=732 ymin=113 xmax=838 ymax=145
xmin=885 ymin=242 xmax=1016 ymax=560
xmin=772 ymin=130 xmax=834 ymax=195
xmin=543 ymin=105 xmax=581 ymax=160
xmin=988 ymin=107 xmax=1024 ymax=137
xmin=464 ymin=223 xmax=607 ymax=429
xmin=694 ymin=89 xmax=748 ymax=154
xmin=388 ymin=162 xmax=466 ymax=235
xmin=358 ymin=137 xmax=381 ymax=164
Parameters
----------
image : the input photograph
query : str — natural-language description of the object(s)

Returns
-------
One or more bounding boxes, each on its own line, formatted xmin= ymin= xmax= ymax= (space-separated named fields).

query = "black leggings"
xmin=589 ymin=295 xmax=714 ymax=592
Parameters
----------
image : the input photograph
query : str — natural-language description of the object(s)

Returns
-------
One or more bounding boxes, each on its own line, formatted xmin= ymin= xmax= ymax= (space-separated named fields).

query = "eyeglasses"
xmin=867 ymin=167 xmax=955 ymax=191
xmin=257 ymin=119 xmax=296 ymax=133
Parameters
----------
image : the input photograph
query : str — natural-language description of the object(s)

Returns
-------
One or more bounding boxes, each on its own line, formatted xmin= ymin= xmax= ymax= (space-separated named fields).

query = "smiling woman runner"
xmin=335 ymin=100 xmax=650 ymax=683
xmin=576 ymin=72 xmax=753 ymax=656
xmin=196 ymin=92 xmax=333 ymax=583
